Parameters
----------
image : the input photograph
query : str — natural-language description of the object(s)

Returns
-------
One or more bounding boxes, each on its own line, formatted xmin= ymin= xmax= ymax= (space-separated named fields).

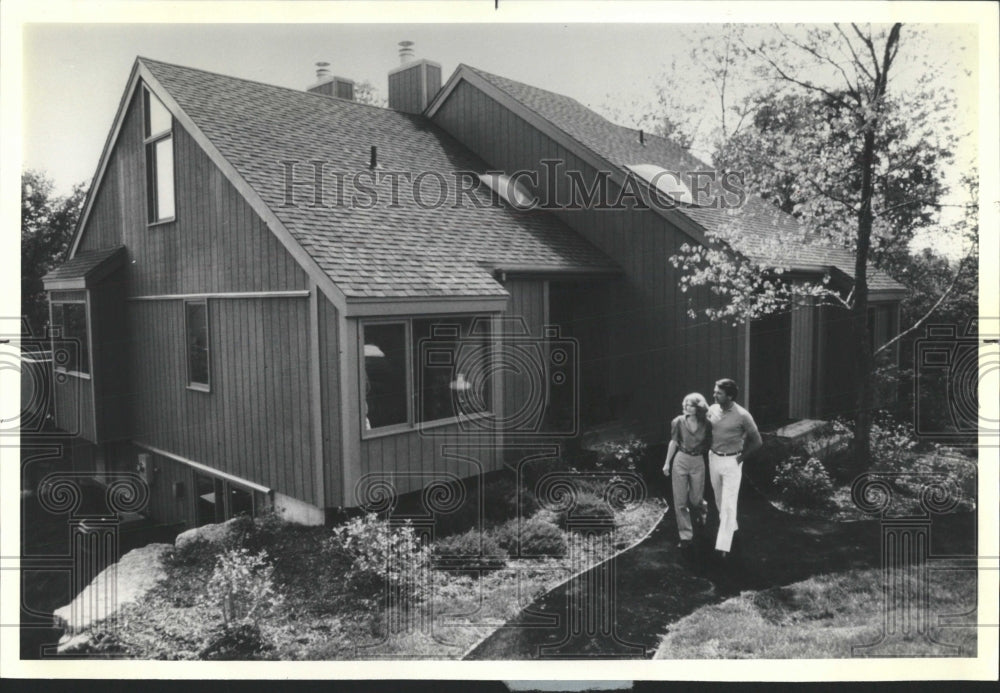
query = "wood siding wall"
xmin=53 ymin=373 xmax=95 ymax=443
xmin=90 ymin=268 xmax=130 ymax=441
xmin=76 ymin=88 xmax=309 ymax=296
xmin=127 ymin=297 xmax=314 ymax=502
xmin=502 ymin=279 xmax=548 ymax=425
xmin=317 ymin=292 xmax=343 ymax=507
xmin=388 ymin=63 xmax=442 ymax=114
xmin=433 ymin=81 xmax=739 ymax=438
xmin=789 ymin=299 xmax=816 ymax=419
xmin=357 ymin=425 xmax=501 ymax=500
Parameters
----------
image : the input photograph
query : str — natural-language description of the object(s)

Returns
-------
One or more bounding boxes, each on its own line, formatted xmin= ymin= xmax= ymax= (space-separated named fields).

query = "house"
xmin=42 ymin=48 xmax=904 ymax=528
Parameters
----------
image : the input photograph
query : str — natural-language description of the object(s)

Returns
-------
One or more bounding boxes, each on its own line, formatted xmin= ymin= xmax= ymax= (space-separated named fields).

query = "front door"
xmin=749 ymin=311 xmax=792 ymax=428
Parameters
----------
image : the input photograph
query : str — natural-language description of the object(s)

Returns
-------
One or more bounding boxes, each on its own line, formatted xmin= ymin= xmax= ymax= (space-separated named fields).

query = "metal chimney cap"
xmin=398 ymin=40 xmax=415 ymax=64
xmin=315 ymin=61 xmax=331 ymax=80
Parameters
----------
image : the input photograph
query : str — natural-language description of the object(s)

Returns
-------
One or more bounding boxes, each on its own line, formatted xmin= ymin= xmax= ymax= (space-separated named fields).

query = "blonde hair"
xmin=682 ymin=392 xmax=709 ymax=419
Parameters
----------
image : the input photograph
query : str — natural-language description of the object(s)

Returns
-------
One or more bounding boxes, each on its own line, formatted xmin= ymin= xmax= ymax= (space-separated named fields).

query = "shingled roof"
xmin=43 ymin=246 xmax=126 ymax=289
xmin=465 ymin=66 xmax=905 ymax=292
xmin=140 ymin=59 xmax=619 ymax=300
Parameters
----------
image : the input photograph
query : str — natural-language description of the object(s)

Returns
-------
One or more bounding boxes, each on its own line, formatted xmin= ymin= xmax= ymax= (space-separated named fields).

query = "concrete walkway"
xmin=464 ymin=481 xmax=977 ymax=659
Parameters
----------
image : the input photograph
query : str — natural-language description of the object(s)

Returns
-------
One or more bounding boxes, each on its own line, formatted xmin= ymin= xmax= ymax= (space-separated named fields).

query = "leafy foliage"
xmin=495 ymin=517 xmax=568 ymax=557
xmin=328 ymin=513 xmax=432 ymax=606
xmin=204 ymin=547 xmax=284 ymax=628
xmin=21 ymin=171 xmax=87 ymax=335
xmin=773 ymin=456 xmax=835 ymax=508
xmin=590 ymin=439 xmax=649 ymax=472
xmin=432 ymin=528 xmax=508 ymax=576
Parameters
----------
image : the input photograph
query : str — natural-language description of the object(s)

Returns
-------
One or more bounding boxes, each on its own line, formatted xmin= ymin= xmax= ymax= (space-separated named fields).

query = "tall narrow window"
xmin=144 ymin=87 xmax=175 ymax=222
xmin=413 ymin=317 xmax=491 ymax=423
xmin=186 ymin=300 xmax=210 ymax=389
xmin=362 ymin=323 xmax=408 ymax=429
xmin=51 ymin=301 xmax=90 ymax=375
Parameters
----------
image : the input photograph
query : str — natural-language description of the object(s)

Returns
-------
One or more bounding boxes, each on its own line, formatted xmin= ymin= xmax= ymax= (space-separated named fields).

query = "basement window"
xmin=144 ymin=87 xmax=176 ymax=223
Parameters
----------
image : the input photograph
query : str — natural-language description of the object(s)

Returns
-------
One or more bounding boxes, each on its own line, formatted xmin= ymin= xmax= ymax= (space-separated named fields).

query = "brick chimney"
xmin=387 ymin=41 xmax=441 ymax=114
xmin=308 ymin=61 xmax=355 ymax=100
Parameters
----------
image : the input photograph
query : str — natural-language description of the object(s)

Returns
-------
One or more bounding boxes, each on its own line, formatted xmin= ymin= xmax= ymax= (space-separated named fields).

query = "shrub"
xmin=551 ymin=492 xmax=616 ymax=533
xmin=204 ymin=547 xmax=284 ymax=628
xmin=773 ymin=456 xmax=835 ymax=508
xmin=329 ymin=513 xmax=432 ymax=605
xmin=869 ymin=413 xmax=920 ymax=469
xmin=495 ymin=517 xmax=568 ymax=557
xmin=592 ymin=439 xmax=648 ymax=472
xmin=482 ymin=476 xmax=540 ymax=523
xmin=432 ymin=528 xmax=507 ymax=576
xmin=199 ymin=622 xmax=272 ymax=660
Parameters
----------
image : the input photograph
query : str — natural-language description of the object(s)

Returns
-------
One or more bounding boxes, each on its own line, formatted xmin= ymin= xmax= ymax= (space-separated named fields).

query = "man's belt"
xmin=711 ymin=449 xmax=741 ymax=457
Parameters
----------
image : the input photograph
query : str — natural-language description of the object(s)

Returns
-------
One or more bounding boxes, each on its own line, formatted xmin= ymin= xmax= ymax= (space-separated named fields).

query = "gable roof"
xmin=133 ymin=59 xmax=619 ymax=302
xmin=450 ymin=66 xmax=905 ymax=293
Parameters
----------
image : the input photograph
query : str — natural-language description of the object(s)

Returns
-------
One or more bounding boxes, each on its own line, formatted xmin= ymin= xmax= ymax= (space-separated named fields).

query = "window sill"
xmin=186 ymin=383 xmax=211 ymax=393
xmin=147 ymin=217 xmax=176 ymax=228
xmin=362 ymin=411 xmax=493 ymax=440
xmin=54 ymin=368 xmax=91 ymax=380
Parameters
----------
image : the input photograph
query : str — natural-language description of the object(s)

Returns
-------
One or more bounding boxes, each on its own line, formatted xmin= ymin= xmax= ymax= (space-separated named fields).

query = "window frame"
xmin=359 ymin=314 xmax=494 ymax=440
xmin=143 ymin=86 xmax=176 ymax=225
xmin=184 ymin=299 xmax=211 ymax=392
xmin=50 ymin=296 xmax=93 ymax=379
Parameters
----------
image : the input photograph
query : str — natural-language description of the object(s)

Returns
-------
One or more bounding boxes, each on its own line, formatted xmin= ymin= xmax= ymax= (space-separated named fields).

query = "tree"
xmin=663 ymin=24 xmax=974 ymax=471
xmin=21 ymin=170 xmax=87 ymax=335
xmin=353 ymin=79 xmax=387 ymax=108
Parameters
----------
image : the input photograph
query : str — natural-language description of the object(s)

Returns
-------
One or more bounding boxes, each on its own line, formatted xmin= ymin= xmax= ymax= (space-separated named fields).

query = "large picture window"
xmin=185 ymin=300 xmax=210 ymax=390
xmin=51 ymin=301 xmax=90 ymax=375
xmin=362 ymin=316 xmax=492 ymax=433
xmin=144 ymin=87 xmax=175 ymax=223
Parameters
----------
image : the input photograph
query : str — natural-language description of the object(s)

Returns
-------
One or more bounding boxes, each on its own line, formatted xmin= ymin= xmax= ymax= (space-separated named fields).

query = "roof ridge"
xmin=137 ymin=56 xmax=400 ymax=117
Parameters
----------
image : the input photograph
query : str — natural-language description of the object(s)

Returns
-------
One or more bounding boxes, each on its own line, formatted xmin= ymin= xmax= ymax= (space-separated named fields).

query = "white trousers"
xmin=708 ymin=451 xmax=742 ymax=553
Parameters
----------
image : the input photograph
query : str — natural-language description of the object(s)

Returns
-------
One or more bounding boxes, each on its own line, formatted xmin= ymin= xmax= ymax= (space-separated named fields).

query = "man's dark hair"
xmin=715 ymin=378 xmax=739 ymax=399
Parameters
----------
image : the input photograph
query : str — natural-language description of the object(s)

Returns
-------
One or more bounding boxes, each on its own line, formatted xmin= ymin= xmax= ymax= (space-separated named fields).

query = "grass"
xmin=654 ymin=566 xmax=977 ymax=659
xmin=73 ymin=491 xmax=667 ymax=659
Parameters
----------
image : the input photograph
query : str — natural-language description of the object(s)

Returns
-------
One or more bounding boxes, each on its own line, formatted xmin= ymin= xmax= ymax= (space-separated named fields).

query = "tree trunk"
xmin=851 ymin=124 xmax=877 ymax=474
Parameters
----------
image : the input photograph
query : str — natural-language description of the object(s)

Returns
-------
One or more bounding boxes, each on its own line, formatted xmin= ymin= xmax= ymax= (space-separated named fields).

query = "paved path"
xmin=464 ymin=481 xmax=977 ymax=659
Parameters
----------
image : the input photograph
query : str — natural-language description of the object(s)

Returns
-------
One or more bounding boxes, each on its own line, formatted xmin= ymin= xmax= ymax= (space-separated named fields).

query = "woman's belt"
xmin=676 ymin=444 xmax=705 ymax=455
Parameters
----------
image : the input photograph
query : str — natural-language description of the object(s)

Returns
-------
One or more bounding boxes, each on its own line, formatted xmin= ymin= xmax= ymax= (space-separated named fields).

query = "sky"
xmin=12 ymin=4 xmax=986 ymax=261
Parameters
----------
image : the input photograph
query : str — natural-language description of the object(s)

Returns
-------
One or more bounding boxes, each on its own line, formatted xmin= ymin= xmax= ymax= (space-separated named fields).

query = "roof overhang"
xmin=43 ymin=247 xmax=127 ymax=291
xmin=485 ymin=264 xmax=623 ymax=282
xmin=345 ymin=294 xmax=509 ymax=318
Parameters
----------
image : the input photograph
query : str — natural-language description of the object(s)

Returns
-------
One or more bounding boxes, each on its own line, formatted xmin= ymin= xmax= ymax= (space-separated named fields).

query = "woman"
xmin=663 ymin=393 xmax=712 ymax=549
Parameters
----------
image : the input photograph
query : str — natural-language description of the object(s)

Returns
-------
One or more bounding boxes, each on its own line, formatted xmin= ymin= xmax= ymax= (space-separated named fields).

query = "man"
xmin=706 ymin=378 xmax=762 ymax=559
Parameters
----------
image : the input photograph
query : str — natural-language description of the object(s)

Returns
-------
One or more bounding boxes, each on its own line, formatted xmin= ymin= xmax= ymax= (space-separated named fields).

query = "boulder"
xmin=174 ymin=516 xmax=248 ymax=549
xmin=53 ymin=542 xmax=172 ymax=651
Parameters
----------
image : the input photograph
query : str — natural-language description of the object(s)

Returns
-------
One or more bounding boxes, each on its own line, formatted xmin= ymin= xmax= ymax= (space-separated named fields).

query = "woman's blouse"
xmin=670 ymin=415 xmax=712 ymax=455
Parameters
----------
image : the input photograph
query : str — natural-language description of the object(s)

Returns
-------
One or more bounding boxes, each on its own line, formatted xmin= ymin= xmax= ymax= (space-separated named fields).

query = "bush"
xmin=495 ymin=517 xmax=568 ymax=557
xmin=482 ymin=476 xmax=540 ymax=523
xmin=591 ymin=439 xmax=648 ymax=472
xmin=329 ymin=513 xmax=432 ymax=605
xmin=432 ymin=528 xmax=507 ymax=576
xmin=204 ymin=547 xmax=284 ymax=628
xmin=551 ymin=492 xmax=616 ymax=533
xmin=199 ymin=622 xmax=272 ymax=660
xmin=773 ymin=456 xmax=835 ymax=508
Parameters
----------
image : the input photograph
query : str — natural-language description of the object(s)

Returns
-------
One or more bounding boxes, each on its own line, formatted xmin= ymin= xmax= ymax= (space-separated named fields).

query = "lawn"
xmin=654 ymin=565 xmax=978 ymax=658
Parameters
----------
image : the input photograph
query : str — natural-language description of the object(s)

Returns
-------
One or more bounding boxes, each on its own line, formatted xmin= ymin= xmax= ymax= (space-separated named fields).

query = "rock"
xmin=774 ymin=419 xmax=852 ymax=462
xmin=53 ymin=542 xmax=172 ymax=651
xmin=175 ymin=516 xmax=248 ymax=549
